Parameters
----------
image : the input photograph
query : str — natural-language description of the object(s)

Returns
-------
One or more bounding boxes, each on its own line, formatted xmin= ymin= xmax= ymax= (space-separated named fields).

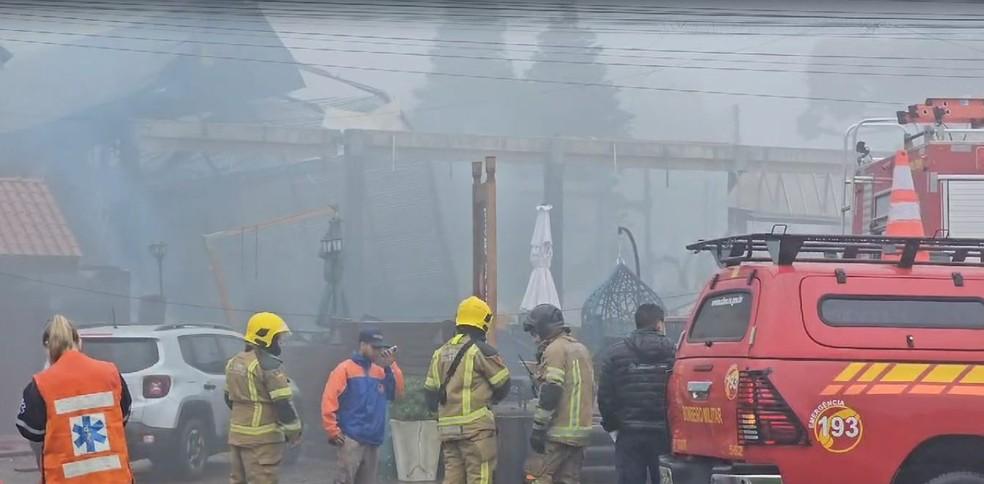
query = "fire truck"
xmin=848 ymin=98 xmax=984 ymax=237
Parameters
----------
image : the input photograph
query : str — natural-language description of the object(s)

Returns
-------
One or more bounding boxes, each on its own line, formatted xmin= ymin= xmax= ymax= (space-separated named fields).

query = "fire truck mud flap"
xmin=659 ymin=455 xmax=782 ymax=484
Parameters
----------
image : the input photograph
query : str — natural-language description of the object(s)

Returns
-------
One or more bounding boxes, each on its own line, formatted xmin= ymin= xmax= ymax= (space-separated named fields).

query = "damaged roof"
xmin=0 ymin=178 xmax=81 ymax=258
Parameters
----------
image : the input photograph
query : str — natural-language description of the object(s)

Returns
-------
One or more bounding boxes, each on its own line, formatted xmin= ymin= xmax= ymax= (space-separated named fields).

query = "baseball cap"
xmin=358 ymin=328 xmax=389 ymax=348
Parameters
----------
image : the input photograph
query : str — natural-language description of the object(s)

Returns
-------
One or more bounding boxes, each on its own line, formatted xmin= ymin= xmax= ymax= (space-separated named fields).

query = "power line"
xmin=250 ymin=0 xmax=984 ymax=21
xmin=7 ymin=1 xmax=984 ymax=36
xmin=5 ymin=25 xmax=984 ymax=79
xmin=15 ymin=0 xmax=984 ymax=26
xmin=5 ymin=13 xmax=984 ymax=70
xmin=0 ymin=35 xmax=909 ymax=106
xmin=7 ymin=8 xmax=984 ymax=60
xmin=0 ymin=14 xmax=802 ymax=127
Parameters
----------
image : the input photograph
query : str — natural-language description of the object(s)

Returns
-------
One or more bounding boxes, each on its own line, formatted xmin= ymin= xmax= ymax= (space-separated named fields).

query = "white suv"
xmin=78 ymin=323 xmax=302 ymax=477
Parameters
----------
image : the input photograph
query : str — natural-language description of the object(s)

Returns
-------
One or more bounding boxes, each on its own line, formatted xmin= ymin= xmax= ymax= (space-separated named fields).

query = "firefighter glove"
xmin=530 ymin=426 xmax=547 ymax=454
xmin=530 ymin=419 xmax=548 ymax=454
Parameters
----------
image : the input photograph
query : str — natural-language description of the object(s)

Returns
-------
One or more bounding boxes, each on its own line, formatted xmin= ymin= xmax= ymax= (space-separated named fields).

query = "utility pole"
xmin=148 ymin=242 xmax=167 ymax=298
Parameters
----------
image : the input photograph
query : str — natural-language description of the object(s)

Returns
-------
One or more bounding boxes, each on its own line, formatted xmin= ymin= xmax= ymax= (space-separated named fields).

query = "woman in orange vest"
xmin=15 ymin=315 xmax=134 ymax=483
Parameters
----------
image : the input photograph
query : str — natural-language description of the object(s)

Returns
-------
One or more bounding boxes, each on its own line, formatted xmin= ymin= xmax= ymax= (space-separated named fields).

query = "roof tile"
xmin=0 ymin=178 xmax=81 ymax=258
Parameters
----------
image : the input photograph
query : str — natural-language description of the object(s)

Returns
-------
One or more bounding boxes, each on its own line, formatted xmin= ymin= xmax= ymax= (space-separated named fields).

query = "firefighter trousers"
xmin=441 ymin=430 xmax=497 ymax=484
xmin=524 ymin=441 xmax=585 ymax=484
xmin=229 ymin=442 xmax=285 ymax=484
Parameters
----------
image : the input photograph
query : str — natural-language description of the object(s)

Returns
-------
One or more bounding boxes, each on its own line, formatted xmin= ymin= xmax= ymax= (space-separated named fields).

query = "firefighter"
xmin=16 ymin=315 xmax=134 ymax=483
xmin=424 ymin=296 xmax=512 ymax=484
xmin=226 ymin=312 xmax=303 ymax=484
xmin=523 ymin=304 xmax=595 ymax=484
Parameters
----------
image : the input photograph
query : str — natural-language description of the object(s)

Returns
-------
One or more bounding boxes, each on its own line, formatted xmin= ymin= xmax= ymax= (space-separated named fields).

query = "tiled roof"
xmin=0 ymin=178 xmax=81 ymax=258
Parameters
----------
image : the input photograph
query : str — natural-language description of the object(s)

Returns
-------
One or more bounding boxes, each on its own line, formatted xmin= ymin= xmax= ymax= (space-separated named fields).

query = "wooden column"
xmin=472 ymin=157 xmax=498 ymax=344
xmin=485 ymin=156 xmax=498 ymax=332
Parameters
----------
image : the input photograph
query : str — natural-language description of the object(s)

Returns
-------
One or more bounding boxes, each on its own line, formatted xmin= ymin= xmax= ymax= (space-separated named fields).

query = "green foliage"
xmin=379 ymin=425 xmax=397 ymax=480
xmin=390 ymin=376 xmax=437 ymax=421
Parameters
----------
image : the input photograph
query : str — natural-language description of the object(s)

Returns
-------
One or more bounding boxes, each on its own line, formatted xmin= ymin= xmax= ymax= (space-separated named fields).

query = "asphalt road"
xmin=0 ymin=446 xmax=411 ymax=484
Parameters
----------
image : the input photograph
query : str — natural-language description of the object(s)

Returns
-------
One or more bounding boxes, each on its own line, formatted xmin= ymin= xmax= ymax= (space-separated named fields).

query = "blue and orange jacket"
xmin=321 ymin=352 xmax=405 ymax=446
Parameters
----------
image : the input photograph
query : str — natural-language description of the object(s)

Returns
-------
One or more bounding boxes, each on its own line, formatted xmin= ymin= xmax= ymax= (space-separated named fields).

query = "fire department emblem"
xmin=70 ymin=413 xmax=110 ymax=456
xmin=809 ymin=401 xmax=863 ymax=453
xmin=724 ymin=364 xmax=740 ymax=401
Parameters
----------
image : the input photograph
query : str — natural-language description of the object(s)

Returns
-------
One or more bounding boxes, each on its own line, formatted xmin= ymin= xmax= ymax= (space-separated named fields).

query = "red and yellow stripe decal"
xmin=820 ymin=362 xmax=984 ymax=397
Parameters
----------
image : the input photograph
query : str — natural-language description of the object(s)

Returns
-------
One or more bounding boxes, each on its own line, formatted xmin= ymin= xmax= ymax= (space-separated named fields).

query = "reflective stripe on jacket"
xmin=321 ymin=353 xmax=404 ymax=446
xmin=537 ymin=334 xmax=595 ymax=447
xmin=225 ymin=350 xmax=295 ymax=446
xmin=425 ymin=333 xmax=510 ymax=441
xmin=34 ymin=350 xmax=133 ymax=483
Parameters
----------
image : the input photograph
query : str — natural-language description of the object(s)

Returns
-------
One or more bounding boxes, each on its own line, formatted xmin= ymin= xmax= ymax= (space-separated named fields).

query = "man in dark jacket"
xmin=597 ymin=303 xmax=676 ymax=484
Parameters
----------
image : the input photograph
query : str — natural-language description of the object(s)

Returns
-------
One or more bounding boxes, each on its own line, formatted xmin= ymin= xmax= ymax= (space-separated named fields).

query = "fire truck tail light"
xmin=737 ymin=370 xmax=809 ymax=446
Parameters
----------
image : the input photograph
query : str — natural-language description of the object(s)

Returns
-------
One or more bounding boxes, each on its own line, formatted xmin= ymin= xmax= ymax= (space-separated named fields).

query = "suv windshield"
xmin=83 ymin=337 xmax=160 ymax=373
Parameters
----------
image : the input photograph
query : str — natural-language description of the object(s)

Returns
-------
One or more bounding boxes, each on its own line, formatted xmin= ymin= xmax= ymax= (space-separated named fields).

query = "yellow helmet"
xmin=244 ymin=312 xmax=290 ymax=349
xmin=456 ymin=296 xmax=493 ymax=332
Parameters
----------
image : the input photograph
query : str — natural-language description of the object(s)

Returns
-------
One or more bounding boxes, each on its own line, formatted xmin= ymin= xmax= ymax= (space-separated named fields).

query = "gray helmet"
xmin=524 ymin=304 xmax=565 ymax=338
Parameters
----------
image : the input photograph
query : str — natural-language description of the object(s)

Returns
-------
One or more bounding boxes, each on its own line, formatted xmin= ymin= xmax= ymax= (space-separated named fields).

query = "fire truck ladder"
xmin=687 ymin=232 xmax=984 ymax=269
xmin=897 ymin=98 xmax=984 ymax=128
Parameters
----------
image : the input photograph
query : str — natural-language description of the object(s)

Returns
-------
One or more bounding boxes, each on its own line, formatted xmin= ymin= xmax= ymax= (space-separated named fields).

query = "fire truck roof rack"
xmin=687 ymin=233 xmax=984 ymax=269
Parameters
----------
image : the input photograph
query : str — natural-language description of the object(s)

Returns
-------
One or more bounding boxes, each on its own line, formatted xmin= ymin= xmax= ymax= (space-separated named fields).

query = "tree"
xmin=515 ymin=6 xmax=632 ymax=138
xmin=411 ymin=6 xmax=517 ymax=135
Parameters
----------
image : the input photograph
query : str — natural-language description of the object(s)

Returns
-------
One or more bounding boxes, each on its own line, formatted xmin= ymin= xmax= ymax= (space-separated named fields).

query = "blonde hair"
xmin=43 ymin=314 xmax=80 ymax=364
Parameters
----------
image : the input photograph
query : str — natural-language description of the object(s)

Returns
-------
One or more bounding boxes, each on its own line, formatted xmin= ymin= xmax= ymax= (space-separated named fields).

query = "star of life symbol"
xmin=70 ymin=413 xmax=110 ymax=456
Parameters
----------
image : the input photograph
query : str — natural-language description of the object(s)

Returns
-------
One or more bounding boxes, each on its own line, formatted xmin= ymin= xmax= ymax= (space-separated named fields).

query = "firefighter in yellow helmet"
xmin=523 ymin=304 xmax=595 ymax=484
xmin=424 ymin=296 xmax=512 ymax=484
xmin=225 ymin=312 xmax=303 ymax=484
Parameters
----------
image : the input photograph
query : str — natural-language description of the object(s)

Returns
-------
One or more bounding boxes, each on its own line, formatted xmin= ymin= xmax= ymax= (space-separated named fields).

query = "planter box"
xmin=390 ymin=419 xmax=440 ymax=482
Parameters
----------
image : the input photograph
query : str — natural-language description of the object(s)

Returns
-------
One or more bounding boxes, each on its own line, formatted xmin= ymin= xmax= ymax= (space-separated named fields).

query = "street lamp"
xmin=148 ymin=242 xmax=167 ymax=298
xmin=317 ymin=217 xmax=347 ymax=332
xmin=319 ymin=216 xmax=343 ymax=259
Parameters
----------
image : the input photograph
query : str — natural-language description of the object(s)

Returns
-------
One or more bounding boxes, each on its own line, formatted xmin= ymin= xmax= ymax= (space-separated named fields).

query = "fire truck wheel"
xmin=925 ymin=472 xmax=984 ymax=484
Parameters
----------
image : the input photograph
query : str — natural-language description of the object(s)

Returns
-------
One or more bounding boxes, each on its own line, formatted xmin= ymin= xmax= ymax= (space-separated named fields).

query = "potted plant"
xmin=389 ymin=376 xmax=440 ymax=482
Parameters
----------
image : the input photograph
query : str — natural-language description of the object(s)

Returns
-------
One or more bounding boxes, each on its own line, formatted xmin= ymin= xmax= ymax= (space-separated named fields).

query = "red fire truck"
xmin=849 ymin=98 xmax=984 ymax=237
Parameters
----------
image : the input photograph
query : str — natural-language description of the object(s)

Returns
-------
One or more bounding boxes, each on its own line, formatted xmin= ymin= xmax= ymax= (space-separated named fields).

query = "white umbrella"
xmin=521 ymin=205 xmax=561 ymax=312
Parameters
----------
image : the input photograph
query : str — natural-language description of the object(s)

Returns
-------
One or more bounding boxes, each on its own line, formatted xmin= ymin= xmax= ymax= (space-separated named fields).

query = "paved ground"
xmin=0 ymin=445 xmax=434 ymax=484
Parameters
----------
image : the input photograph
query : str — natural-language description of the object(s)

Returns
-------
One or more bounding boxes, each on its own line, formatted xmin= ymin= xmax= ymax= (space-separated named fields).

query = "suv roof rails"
xmin=154 ymin=323 xmax=233 ymax=332
xmin=687 ymin=233 xmax=984 ymax=269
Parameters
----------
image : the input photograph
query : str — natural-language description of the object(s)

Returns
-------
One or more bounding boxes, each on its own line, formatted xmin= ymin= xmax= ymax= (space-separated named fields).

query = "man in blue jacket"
xmin=322 ymin=329 xmax=405 ymax=484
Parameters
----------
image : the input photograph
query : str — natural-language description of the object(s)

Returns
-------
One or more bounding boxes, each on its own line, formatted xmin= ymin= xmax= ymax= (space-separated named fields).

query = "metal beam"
xmin=136 ymin=120 xmax=843 ymax=175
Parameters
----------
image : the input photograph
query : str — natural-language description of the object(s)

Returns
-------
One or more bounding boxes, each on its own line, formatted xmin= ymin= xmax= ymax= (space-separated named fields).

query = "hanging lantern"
xmin=580 ymin=227 xmax=664 ymax=355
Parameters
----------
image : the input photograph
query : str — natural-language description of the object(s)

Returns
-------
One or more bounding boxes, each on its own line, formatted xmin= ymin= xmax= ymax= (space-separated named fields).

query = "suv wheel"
xmin=926 ymin=472 xmax=984 ymax=484
xmin=171 ymin=417 xmax=210 ymax=478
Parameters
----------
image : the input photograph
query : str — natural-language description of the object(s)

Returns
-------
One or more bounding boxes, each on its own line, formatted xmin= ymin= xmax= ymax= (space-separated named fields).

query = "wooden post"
xmin=485 ymin=156 xmax=498 ymax=345
xmin=472 ymin=157 xmax=498 ymax=345
xmin=472 ymin=161 xmax=485 ymax=300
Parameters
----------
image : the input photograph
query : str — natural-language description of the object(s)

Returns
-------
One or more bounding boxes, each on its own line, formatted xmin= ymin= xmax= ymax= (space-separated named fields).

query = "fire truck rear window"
xmin=820 ymin=296 xmax=984 ymax=329
xmin=688 ymin=292 xmax=752 ymax=342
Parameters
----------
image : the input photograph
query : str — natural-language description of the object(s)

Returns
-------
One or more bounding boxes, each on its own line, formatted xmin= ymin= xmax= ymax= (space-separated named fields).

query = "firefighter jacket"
xmin=32 ymin=350 xmax=133 ymax=483
xmin=321 ymin=352 xmax=405 ymax=446
xmin=534 ymin=333 xmax=595 ymax=447
xmin=424 ymin=330 xmax=511 ymax=441
xmin=225 ymin=349 xmax=301 ymax=446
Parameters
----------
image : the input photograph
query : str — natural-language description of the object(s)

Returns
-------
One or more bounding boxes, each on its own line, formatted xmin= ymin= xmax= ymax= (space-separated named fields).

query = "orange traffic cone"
xmin=884 ymin=150 xmax=929 ymax=261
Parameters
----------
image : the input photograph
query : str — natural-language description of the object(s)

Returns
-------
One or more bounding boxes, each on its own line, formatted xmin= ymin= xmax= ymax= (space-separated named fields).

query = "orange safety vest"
xmin=34 ymin=350 xmax=132 ymax=483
